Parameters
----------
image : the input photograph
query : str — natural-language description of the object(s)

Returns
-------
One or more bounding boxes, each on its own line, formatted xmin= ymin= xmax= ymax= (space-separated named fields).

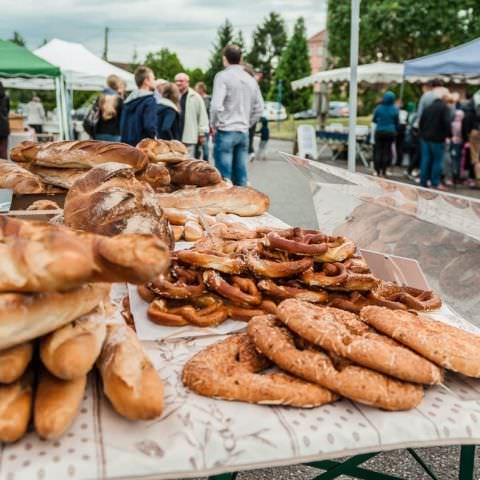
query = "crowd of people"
xmin=85 ymin=44 xmax=266 ymax=186
xmin=372 ymin=80 xmax=480 ymax=190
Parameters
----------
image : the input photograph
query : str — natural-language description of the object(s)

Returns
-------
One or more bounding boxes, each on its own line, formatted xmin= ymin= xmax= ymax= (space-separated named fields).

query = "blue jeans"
xmin=420 ymin=140 xmax=444 ymax=188
xmin=95 ymin=133 xmax=121 ymax=142
xmin=214 ymin=130 xmax=249 ymax=186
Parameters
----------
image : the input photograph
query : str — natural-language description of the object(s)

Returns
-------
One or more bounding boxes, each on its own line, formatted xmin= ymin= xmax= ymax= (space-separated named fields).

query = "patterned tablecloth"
xmin=1 ymin=213 xmax=479 ymax=480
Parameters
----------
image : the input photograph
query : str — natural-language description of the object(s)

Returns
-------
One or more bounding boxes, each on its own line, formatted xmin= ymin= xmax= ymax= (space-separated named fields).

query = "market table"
xmin=2 ymin=158 xmax=479 ymax=480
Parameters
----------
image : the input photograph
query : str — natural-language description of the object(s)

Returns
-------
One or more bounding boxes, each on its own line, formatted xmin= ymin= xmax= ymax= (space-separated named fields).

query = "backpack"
xmin=83 ymin=98 xmax=100 ymax=137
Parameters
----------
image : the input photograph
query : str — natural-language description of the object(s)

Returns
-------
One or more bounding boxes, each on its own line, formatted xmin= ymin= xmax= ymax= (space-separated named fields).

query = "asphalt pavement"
xmin=179 ymin=138 xmax=479 ymax=480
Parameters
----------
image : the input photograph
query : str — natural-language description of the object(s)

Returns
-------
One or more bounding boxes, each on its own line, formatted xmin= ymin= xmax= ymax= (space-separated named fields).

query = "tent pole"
xmin=347 ymin=0 xmax=361 ymax=173
xmin=54 ymin=77 xmax=65 ymax=140
xmin=60 ymin=76 xmax=71 ymax=140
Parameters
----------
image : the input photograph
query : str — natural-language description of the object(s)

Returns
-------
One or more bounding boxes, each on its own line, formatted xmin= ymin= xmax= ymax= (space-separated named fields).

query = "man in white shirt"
xmin=210 ymin=45 xmax=264 ymax=185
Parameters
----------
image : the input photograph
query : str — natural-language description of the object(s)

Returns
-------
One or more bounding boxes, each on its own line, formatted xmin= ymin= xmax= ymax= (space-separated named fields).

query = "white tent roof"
xmin=292 ymin=62 xmax=404 ymax=90
xmin=2 ymin=39 xmax=135 ymax=91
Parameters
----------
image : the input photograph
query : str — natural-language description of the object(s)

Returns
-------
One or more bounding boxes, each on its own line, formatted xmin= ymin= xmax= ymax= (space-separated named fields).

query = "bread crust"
xmin=248 ymin=315 xmax=423 ymax=410
xmin=276 ymin=299 xmax=444 ymax=385
xmin=34 ymin=369 xmax=86 ymax=439
xmin=97 ymin=324 xmax=164 ymax=420
xmin=0 ymin=159 xmax=45 ymax=193
xmin=137 ymin=139 xmax=187 ymax=163
xmin=168 ymin=160 xmax=221 ymax=187
xmin=0 ymin=343 xmax=33 ymax=384
xmin=360 ymin=306 xmax=480 ymax=378
xmin=136 ymin=163 xmax=171 ymax=189
xmin=182 ymin=333 xmax=337 ymax=407
xmin=28 ymin=166 xmax=87 ymax=189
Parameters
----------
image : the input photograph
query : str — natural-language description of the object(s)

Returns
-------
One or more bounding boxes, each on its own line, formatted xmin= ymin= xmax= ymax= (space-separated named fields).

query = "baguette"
xmin=29 ymin=165 xmax=87 ymax=189
xmin=0 ymin=216 xmax=170 ymax=292
xmin=0 ymin=343 xmax=33 ymax=384
xmin=0 ymin=283 xmax=109 ymax=350
xmin=0 ymin=373 xmax=33 ymax=442
xmin=97 ymin=324 xmax=164 ymax=420
xmin=11 ymin=140 xmax=148 ymax=171
xmin=157 ymin=185 xmax=270 ymax=216
xmin=136 ymin=163 xmax=171 ymax=188
xmin=40 ymin=308 xmax=107 ymax=380
xmin=0 ymin=159 xmax=45 ymax=193
xmin=34 ymin=369 xmax=86 ymax=439
xmin=360 ymin=306 xmax=480 ymax=378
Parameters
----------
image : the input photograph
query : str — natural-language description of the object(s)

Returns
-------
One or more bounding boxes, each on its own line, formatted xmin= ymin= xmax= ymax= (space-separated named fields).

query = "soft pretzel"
xmin=302 ymin=262 xmax=348 ymax=287
xmin=182 ymin=333 xmax=337 ymax=407
xmin=225 ymin=300 xmax=277 ymax=321
xmin=249 ymin=315 xmax=424 ymax=411
xmin=264 ymin=228 xmax=329 ymax=255
xmin=257 ymin=279 xmax=328 ymax=303
xmin=313 ymin=236 xmax=356 ymax=263
xmin=327 ymin=291 xmax=372 ymax=313
xmin=246 ymin=251 xmax=312 ymax=278
xmin=177 ymin=249 xmax=246 ymax=274
xmin=148 ymin=266 xmax=205 ymax=300
xmin=203 ymin=270 xmax=262 ymax=306
xmin=148 ymin=295 xmax=228 ymax=327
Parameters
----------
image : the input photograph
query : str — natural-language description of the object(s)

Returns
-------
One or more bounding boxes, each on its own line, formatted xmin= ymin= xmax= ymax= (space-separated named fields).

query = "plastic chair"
xmin=296 ymin=124 xmax=318 ymax=159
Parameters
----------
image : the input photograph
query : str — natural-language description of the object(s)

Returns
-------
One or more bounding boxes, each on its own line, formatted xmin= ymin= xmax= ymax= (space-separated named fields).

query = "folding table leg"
xmin=459 ymin=445 xmax=476 ymax=480
xmin=406 ymin=449 xmax=438 ymax=480
xmin=207 ymin=473 xmax=238 ymax=480
xmin=308 ymin=452 xmax=379 ymax=479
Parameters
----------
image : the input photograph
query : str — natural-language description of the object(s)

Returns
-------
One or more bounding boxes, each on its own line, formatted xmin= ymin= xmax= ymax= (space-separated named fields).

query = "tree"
xmin=204 ymin=19 xmax=235 ymax=89
xmin=186 ymin=68 xmax=205 ymax=88
xmin=9 ymin=31 xmax=26 ymax=47
xmin=245 ymin=12 xmax=288 ymax=95
xmin=145 ymin=48 xmax=185 ymax=81
xmin=327 ymin=0 xmax=480 ymax=67
xmin=234 ymin=30 xmax=245 ymax=52
xmin=269 ymin=17 xmax=311 ymax=113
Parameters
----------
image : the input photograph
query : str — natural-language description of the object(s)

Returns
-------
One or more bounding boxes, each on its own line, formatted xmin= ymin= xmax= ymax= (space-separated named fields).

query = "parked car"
xmin=293 ymin=109 xmax=317 ymax=120
xmin=263 ymin=101 xmax=287 ymax=121
xmin=329 ymin=101 xmax=349 ymax=117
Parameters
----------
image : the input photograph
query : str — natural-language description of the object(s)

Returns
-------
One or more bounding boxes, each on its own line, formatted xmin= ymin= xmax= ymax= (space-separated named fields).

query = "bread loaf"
xmin=0 ymin=283 xmax=109 ymax=350
xmin=168 ymin=160 xmax=221 ymax=186
xmin=360 ymin=306 xmax=480 ymax=378
xmin=0 ymin=373 xmax=33 ymax=442
xmin=184 ymin=219 xmax=203 ymax=241
xmin=157 ymin=185 xmax=270 ymax=216
xmin=0 ymin=342 xmax=33 ymax=384
xmin=0 ymin=216 xmax=170 ymax=292
xmin=97 ymin=324 xmax=164 ymax=420
xmin=29 ymin=165 xmax=87 ymax=189
xmin=137 ymin=163 xmax=171 ymax=189
xmin=40 ymin=308 xmax=107 ymax=380
xmin=11 ymin=140 xmax=148 ymax=171
xmin=26 ymin=199 xmax=61 ymax=211
xmin=137 ymin=138 xmax=187 ymax=163
xmin=0 ymin=159 xmax=45 ymax=193
xmin=10 ymin=141 xmax=37 ymax=162
xmin=34 ymin=369 xmax=86 ymax=439
xmin=64 ymin=162 xmax=173 ymax=248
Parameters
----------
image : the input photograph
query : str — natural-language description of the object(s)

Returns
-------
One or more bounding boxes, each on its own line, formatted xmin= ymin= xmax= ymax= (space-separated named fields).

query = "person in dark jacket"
xmin=156 ymin=83 xmax=181 ymax=140
xmin=0 ymin=82 xmax=10 ymax=159
xmin=256 ymin=116 xmax=269 ymax=160
xmin=419 ymin=88 xmax=452 ymax=189
xmin=94 ymin=74 xmax=125 ymax=142
xmin=120 ymin=66 xmax=157 ymax=146
xmin=372 ymin=91 xmax=399 ymax=176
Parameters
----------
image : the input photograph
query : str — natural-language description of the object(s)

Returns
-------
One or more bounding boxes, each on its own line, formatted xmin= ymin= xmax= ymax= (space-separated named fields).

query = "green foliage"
xmin=145 ymin=48 xmax=185 ymax=81
xmin=269 ymin=17 xmax=311 ymax=113
xmin=327 ymin=0 xmax=480 ymax=67
xmin=234 ymin=31 xmax=245 ymax=52
xmin=9 ymin=31 xmax=26 ymax=47
xmin=186 ymin=68 xmax=205 ymax=89
xmin=204 ymin=19 xmax=239 ymax=90
xmin=245 ymin=12 xmax=288 ymax=96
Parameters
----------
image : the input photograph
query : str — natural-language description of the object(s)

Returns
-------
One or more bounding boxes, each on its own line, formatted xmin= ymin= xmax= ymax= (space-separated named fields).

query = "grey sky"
xmin=1 ymin=0 xmax=326 ymax=68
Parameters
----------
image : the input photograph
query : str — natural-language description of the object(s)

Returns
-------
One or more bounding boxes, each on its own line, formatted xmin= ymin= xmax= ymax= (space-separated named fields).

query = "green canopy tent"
xmin=0 ymin=39 xmax=69 ymax=139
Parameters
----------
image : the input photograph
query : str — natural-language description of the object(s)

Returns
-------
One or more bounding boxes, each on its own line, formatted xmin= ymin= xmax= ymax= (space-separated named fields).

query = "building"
xmin=308 ymin=30 xmax=326 ymax=73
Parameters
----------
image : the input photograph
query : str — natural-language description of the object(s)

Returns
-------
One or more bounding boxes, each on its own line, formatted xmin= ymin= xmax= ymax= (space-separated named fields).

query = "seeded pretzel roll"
xmin=182 ymin=333 xmax=337 ymax=407
xmin=277 ymin=299 xmax=444 ymax=385
xmin=360 ymin=306 xmax=480 ymax=378
xmin=248 ymin=315 xmax=423 ymax=411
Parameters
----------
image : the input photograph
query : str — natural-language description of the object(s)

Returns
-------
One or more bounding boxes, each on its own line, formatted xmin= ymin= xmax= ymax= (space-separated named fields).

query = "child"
xmin=256 ymin=116 xmax=270 ymax=161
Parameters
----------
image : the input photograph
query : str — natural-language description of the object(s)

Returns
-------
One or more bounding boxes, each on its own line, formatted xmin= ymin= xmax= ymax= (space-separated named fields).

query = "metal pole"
xmin=54 ymin=77 xmax=65 ymax=140
xmin=103 ymin=26 xmax=109 ymax=60
xmin=347 ymin=0 xmax=361 ymax=172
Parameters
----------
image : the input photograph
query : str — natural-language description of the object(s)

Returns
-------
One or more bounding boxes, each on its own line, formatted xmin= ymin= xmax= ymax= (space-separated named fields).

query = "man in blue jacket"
xmin=120 ymin=66 xmax=157 ymax=146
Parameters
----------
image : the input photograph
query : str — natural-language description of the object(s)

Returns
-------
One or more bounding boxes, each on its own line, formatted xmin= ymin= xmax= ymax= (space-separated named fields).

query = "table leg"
xmin=459 ymin=445 xmax=476 ymax=480
xmin=406 ymin=449 xmax=438 ymax=480
xmin=308 ymin=452 xmax=380 ymax=479
xmin=207 ymin=473 xmax=238 ymax=480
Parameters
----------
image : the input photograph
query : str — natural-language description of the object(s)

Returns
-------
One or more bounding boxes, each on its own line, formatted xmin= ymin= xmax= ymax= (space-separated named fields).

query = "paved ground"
xmin=180 ymin=139 xmax=479 ymax=480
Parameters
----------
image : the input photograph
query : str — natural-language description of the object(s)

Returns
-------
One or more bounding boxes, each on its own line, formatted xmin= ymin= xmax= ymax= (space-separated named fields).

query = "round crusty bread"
xmin=97 ymin=324 xmax=164 ymax=421
xmin=136 ymin=163 xmax=171 ymax=189
xmin=182 ymin=333 xmax=338 ymax=408
xmin=40 ymin=308 xmax=107 ymax=380
xmin=0 ymin=373 xmax=33 ymax=443
xmin=248 ymin=315 xmax=424 ymax=411
xmin=168 ymin=160 xmax=221 ymax=187
xmin=64 ymin=162 xmax=174 ymax=248
xmin=0 ymin=343 xmax=33 ymax=384
xmin=0 ymin=284 xmax=109 ymax=351
xmin=360 ymin=306 xmax=480 ymax=378
xmin=137 ymin=139 xmax=187 ymax=163
xmin=34 ymin=369 xmax=86 ymax=440
xmin=276 ymin=299 xmax=444 ymax=385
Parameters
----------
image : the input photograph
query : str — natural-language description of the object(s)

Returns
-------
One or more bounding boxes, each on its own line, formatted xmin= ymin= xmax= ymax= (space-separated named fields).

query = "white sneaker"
xmin=249 ymin=153 xmax=256 ymax=163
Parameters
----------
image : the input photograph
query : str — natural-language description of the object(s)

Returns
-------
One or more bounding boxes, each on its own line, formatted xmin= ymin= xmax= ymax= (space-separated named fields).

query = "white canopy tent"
xmin=2 ymin=39 xmax=135 ymax=91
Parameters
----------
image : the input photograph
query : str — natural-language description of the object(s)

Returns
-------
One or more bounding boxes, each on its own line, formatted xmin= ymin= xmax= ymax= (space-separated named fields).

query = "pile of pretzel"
xmin=137 ymin=226 xmax=442 ymax=328
xmin=182 ymin=299 xmax=480 ymax=411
